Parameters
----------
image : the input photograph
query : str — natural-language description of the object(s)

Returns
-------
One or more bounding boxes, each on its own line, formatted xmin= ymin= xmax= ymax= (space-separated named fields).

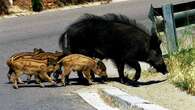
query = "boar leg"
xmin=17 ymin=77 xmax=24 ymax=84
xmin=90 ymin=71 xmax=95 ymax=82
xmin=60 ymin=73 xmax=65 ymax=86
xmin=129 ymin=61 xmax=141 ymax=81
xmin=53 ymin=69 xmax=62 ymax=81
xmin=7 ymin=68 xmax=23 ymax=84
xmin=61 ymin=68 xmax=71 ymax=86
xmin=83 ymin=69 xmax=93 ymax=85
xmin=39 ymin=72 xmax=57 ymax=87
xmin=10 ymin=74 xmax=18 ymax=89
xmin=12 ymin=70 xmax=21 ymax=89
xmin=13 ymin=78 xmax=18 ymax=89
xmin=7 ymin=68 xmax=13 ymax=83
xmin=65 ymin=75 xmax=69 ymax=85
xmin=34 ymin=75 xmax=45 ymax=87
xmin=26 ymin=75 xmax=33 ymax=84
xmin=115 ymin=61 xmax=126 ymax=84
xmin=77 ymin=71 xmax=85 ymax=83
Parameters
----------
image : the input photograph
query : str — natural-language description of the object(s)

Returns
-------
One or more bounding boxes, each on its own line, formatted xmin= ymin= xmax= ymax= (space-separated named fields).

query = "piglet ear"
xmin=94 ymin=58 xmax=101 ymax=62
xmin=96 ymin=60 xmax=106 ymax=71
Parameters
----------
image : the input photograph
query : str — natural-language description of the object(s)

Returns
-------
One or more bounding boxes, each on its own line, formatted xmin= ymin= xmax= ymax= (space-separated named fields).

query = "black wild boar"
xmin=59 ymin=13 xmax=168 ymax=83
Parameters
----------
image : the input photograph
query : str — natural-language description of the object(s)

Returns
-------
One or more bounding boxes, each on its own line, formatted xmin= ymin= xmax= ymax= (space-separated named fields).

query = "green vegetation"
xmin=178 ymin=25 xmax=195 ymax=50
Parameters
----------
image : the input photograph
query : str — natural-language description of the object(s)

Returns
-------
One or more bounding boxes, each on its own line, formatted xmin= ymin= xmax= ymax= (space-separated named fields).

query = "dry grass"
xmin=167 ymin=48 xmax=195 ymax=95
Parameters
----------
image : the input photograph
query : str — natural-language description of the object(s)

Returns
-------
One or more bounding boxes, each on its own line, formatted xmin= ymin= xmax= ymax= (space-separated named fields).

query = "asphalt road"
xmin=0 ymin=0 xmax=194 ymax=110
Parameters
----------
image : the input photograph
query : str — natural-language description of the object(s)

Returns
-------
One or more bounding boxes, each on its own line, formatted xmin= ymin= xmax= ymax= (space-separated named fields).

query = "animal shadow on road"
xmin=102 ymin=77 xmax=167 ymax=87
xmin=68 ymin=77 xmax=167 ymax=87
xmin=125 ymin=78 xmax=167 ymax=87
xmin=6 ymin=80 xmax=61 ymax=88
xmin=17 ymin=83 xmax=60 ymax=88
xmin=66 ymin=77 xmax=108 ymax=86
xmin=5 ymin=77 xmax=167 ymax=88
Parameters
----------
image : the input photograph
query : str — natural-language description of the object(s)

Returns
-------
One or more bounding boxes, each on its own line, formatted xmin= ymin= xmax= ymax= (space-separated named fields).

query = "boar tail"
xmin=59 ymin=31 xmax=69 ymax=50
xmin=59 ymin=31 xmax=72 ymax=55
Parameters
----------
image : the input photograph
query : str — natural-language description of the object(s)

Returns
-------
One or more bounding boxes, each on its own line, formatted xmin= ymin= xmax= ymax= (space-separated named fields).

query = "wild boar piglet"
xmin=9 ymin=58 xmax=60 ymax=89
xmin=58 ymin=54 xmax=107 ymax=86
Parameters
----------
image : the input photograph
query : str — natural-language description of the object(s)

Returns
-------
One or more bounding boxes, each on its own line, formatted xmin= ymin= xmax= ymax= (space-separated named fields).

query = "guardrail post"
xmin=162 ymin=4 xmax=178 ymax=54
xmin=148 ymin=5 xmax=158 ymax=32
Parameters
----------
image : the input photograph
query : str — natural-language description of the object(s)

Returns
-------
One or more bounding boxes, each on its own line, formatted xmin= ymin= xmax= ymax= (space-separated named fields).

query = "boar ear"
xmin=95 ymin=58 xmax=101 ymax=66
xmin=95 ymin=58 xmax=101 ymax=62
xmin=96 ymin=60 xmax=106 ymax=71
xmin=33 ymin=48 xmax=44 ymax=54
xmin=38 ymin=48 xmax=45 ymax=53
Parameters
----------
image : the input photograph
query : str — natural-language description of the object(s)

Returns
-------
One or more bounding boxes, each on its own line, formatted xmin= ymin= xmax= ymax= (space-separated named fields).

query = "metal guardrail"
xmin=148 ymin=1 xmax=195 ymax=54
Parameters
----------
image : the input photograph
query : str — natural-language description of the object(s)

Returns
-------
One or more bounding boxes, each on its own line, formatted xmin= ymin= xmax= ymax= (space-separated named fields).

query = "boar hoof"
xmin=7 ymin=74 xmax=11 ymax=83
xmin=52 ymin=82 xmax=58 ymax=87
xmin=62 ymin=82 xmax=66 ymax=86
xmin=132 ymin=78 xmax=138 ymax=82
xmin=18 ymin=81 xmax=24 ymax=84
xmin=39 ymin=83 xmax=45 ymax=88
xmin=119 ymin=78 xmax=127 ymax=84
xmin=13 ymin=85 xmax=18 ymax=89
xmin=88 ymin=80 xmax=94 ymax=85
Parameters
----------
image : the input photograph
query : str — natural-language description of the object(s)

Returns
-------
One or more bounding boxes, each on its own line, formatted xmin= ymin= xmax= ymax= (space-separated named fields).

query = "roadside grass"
xmin=167 ymin=48 xmax=195 ymax=95
xmin=166 ymin=25 xmax=195 ymax=95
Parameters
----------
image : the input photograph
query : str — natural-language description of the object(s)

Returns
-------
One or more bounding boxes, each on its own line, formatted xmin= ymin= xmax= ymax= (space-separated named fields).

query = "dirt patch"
xmin=13 ymin=0 xmax=111 ymax=11
xmin=0 ymin=1 xmax=108 ymax=19
xmin=0 ymin=0 xmax=10 ymax=15
xmin=13 ymin=0 xmax=62 ymax=10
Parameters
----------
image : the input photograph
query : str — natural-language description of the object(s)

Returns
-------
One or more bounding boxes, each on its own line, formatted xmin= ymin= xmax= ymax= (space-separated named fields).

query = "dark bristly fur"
xmin=59 ymin=13 xmax=168 ymax=83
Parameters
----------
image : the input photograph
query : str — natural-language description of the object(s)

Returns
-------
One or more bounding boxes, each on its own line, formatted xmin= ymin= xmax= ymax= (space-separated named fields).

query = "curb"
xmin=75 ymin=87 xmax=119 ymax=110
xmin=76 ymin=85 xmax=168 ymax=110
xmin=98 ymin=87 xmax=168 ymax=110
xmin=98 ymin=86 xmax=169 ymax=110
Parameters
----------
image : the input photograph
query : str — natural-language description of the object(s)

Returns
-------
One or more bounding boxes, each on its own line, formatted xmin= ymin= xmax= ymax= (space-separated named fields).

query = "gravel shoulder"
xmin=95 ymin=60 xmax=195 ymax=110
xmin=108 ymin=74 xmax=195 ymax=110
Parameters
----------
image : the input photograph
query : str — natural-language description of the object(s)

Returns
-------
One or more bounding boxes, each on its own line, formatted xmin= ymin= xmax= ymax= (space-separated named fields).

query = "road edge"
xmin=75 ymin=84 xmax=168 ymax=110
